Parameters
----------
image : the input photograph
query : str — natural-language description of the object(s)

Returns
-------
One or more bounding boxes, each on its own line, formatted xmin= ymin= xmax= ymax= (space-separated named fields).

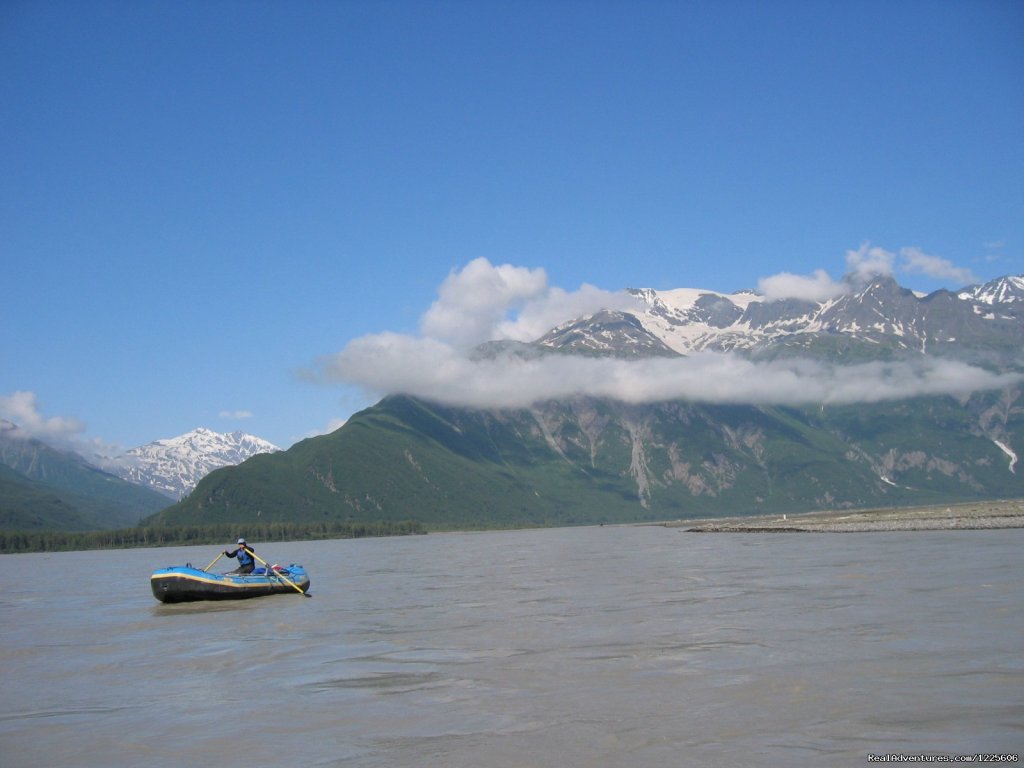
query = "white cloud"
xmin=0 ymin=390 xmax=131 ymax=467
xmin=420 ymin=258 xmax=549 ymax=348
xmin=314 ymin=256 xmax=1021 ymax=412
xmin=899 ymin=246 xmax=979 ymax=285
xmin=845 ymin=242 xmax=979 ymax=288
xmin=757 ymin=269 xmax=847 ymax=302
xmin=219 ymin=410 xmax=254 ymax=420
xmin=322 ymin=341 xmax=1020 ymax=410
xmin=845 ymin=242 xmax=896 ymax=281
xmin=0 ymin=391 xmax=85 ymax=442
xmin=757 ymin=243 xmax=981 ymax=303
xmin=419 ymin=257 xmax=640 ymax=348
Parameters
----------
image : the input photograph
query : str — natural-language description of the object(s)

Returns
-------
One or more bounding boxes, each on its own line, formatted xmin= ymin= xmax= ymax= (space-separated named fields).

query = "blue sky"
xmin=2 ymin=0 xmax=1022 ymax=452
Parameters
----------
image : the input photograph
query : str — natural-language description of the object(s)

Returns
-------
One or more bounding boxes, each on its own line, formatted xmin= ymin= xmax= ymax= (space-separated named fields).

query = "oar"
xmin=244 ymin=547 xmax=311 ymax=598
xmin=203 ymin=552 xmax=224 ymax=572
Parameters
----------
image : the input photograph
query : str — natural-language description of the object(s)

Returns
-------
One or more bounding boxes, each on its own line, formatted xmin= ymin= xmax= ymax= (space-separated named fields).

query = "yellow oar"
xmin=203 ymin=552 xmax=224 ymax=572
xmin=244 ymin=547 xmax=311 ymax=598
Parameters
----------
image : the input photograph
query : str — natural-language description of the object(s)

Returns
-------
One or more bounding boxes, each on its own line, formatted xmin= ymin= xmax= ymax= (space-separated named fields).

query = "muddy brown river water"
xmin=1 ymin=525 xmax=1021 ymax=767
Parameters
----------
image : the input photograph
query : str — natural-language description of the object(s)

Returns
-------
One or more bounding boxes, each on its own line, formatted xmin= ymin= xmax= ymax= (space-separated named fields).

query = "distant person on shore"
xmin=224 ymin=538 xmax=255 ymax=574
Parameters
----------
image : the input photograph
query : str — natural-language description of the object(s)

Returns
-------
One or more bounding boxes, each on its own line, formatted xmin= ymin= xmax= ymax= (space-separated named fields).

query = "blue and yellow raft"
xmin=150 ymin=563 xmax=311 ymax=603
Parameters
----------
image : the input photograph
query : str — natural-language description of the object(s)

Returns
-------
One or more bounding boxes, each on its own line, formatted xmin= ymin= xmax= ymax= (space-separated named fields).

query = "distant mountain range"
xmin=109 ymin=428 xmax=281 ymax=499
xmin=0 ymin=421 xmax=169 ymax=530
xmin=146 ymin=273 xmax=1024 ymax=530
xmin=5 ymin=273 xmax=1021 ymax=533
xmin=551 ymin=273 xmax=1024 ymax=362
xmin=0 ymin=423 xmax=279 ymax=531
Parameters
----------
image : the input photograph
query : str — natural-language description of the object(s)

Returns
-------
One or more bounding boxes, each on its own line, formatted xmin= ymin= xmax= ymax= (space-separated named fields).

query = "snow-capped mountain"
xmin=536 ymin=309 xmax=680 ymax=358
xmin=534 ymin=273 xmax=1024 ymax=365
xmin=958 ymin=274 xmax=1024 ymax=311
xmin=160 ymin=272 xmax=1024 ymax=529
xmin=112 ymin=428 xmax=280 ymax=499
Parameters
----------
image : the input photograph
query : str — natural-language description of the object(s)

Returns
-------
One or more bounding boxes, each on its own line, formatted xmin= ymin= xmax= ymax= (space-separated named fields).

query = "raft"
xmin=150 ymin=563 xmax=311 ymax=603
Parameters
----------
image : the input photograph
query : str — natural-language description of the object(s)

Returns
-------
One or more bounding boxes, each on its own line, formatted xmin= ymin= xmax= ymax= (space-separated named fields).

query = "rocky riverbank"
xmin=671 ymin=499 xmax=1024 ymax=533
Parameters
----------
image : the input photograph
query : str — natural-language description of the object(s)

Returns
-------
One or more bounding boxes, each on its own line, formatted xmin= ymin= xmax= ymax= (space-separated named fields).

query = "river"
xmin=0 ymin=525 xmax=1021 ymax=767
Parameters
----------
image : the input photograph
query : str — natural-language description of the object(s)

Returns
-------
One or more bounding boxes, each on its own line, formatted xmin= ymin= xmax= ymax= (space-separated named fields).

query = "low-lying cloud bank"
xmin=314 ymin=253 xmax=1017 ymax=411
xmin=320 ymin=336 xmax=1019 ymax=409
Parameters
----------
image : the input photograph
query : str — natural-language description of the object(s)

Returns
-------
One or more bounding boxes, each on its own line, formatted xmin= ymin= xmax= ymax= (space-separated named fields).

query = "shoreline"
xmin=665 ymin=499 xmax=1024 ymax=533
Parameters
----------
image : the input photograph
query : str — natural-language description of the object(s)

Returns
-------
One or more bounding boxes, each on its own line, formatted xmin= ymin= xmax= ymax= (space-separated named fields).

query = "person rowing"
xmin=223 ymin=537 xmax=255 ymax=574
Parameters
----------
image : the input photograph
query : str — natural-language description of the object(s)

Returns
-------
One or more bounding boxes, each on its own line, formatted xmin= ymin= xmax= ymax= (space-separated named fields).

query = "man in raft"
xmin=224 ymin=537 xmax=256 ymax=574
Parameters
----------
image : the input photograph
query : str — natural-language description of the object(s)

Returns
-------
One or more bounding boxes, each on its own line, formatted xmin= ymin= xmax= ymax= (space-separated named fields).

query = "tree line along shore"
xmin=0 ymin=519 xmax=426 ymax=554
xmin=4 ymin=498 xmax=1023 ymax=553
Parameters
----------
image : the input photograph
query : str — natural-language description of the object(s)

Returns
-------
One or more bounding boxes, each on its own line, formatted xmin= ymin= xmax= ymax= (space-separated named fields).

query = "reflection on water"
xmin=0 ymin=528 xmax=1022 ymax=767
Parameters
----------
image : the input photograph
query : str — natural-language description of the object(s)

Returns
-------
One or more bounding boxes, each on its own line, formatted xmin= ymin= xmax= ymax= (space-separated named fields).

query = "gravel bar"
xmin=667 ymin=499 xmax=1024 ymax=533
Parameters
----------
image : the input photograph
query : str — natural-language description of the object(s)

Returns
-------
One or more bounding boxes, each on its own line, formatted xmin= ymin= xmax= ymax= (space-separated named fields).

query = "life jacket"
xmin=234 ymin=547 xmax=254 ymax=567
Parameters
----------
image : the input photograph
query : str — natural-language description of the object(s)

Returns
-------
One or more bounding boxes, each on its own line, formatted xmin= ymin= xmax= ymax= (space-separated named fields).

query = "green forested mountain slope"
xmin=146 ymin=389 xmax=1023 ymax=530
xmin=0 ymin=429 xmax=171 ymax=530
xmin=0 ymin=463 xmax=100 ymax=531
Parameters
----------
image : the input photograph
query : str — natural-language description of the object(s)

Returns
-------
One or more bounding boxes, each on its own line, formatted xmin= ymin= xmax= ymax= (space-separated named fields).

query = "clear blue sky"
xmin=2 ymin=0 xmax=1022 ymax=451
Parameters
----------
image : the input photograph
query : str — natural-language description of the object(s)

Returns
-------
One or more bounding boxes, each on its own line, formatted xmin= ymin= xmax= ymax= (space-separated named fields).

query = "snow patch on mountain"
xmin=624 ymin=274 xmax=1024 ymax=358
xmin=112 ymin=428 xmax=280 ymax=498
xmin=994 ymin=439 xmax=1018 ymax=474
xmin=959 ymin=275 xmax=1024 ymax=305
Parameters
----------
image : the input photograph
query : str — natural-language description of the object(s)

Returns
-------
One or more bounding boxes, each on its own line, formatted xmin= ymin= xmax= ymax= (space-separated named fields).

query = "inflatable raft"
xmin=150 ymin=563 xmax=310 ymax=603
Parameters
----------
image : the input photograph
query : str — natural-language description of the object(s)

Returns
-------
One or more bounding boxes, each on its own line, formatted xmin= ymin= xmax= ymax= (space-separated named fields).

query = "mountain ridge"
xmin=148 ymin=272 xmax=1024 ymax=530
xmin=623 ymin=273 xmax=1024 ymax=361
xmin=109 ymin=427 xmax=281 ymax=499
xmin=0 ymin=421 xmax=171 ymax=529
xmin=0 ymin=422 xmax=281 ymax=531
